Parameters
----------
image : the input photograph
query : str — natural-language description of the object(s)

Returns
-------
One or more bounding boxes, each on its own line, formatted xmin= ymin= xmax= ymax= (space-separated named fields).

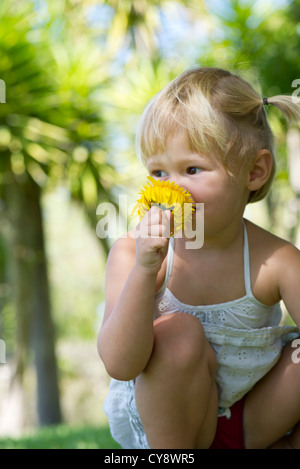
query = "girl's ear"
xmin=247 ymin=150 xmax=273 ymax=192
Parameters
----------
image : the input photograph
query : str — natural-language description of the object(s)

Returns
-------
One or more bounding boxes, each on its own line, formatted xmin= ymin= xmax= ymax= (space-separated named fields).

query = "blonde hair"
xmin=136 ymin=67 xmax=300 ymax=203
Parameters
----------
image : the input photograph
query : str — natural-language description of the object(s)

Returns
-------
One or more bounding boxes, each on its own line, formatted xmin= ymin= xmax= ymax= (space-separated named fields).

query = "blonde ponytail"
xmin=265 ymin=95 xmax=300 ymax=123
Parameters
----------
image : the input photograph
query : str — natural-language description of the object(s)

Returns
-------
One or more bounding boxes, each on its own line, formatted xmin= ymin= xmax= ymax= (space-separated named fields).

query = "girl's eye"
xmin=153 ymin=170 xmax=168 ymax=178
xmin=187 ymin=167 xmax=202 ymax=175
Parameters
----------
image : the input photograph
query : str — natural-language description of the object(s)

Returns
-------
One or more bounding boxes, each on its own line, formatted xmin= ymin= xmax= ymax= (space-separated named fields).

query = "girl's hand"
xmin=135 ymin=206 xmax=171 ymax=276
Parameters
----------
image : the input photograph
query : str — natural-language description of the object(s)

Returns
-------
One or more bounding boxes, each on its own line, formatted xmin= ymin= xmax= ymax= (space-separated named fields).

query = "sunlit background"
xmin=0 ymin=0 xmax=299 ymax=448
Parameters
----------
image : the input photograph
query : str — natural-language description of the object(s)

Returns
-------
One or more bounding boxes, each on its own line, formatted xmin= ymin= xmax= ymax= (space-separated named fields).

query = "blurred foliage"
xmin=0 ymin=0 xmax=119 ymax=362
xmin=0 ymin=0 xmax=121 ymax=426
xmin=0 ymin=0 xmax=118 ymax=221
xmin=0 ymin=0 xmax=300 ymax=433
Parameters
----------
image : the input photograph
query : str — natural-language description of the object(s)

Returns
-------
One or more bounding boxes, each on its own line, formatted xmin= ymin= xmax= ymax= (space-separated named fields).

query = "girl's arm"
xmin=278 ymin=242 xmax=300 ymax=329
xmin=98 ymin=206 xmax=171 ymax=381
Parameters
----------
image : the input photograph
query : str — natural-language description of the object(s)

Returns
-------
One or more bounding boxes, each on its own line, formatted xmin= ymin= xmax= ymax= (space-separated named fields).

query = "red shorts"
xmin=210 ymin=398 xmax=245 ymax=449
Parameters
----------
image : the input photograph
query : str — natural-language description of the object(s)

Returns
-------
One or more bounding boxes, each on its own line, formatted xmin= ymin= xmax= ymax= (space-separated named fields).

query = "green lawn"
xmin=0 ymin=424 xmax=121 ymax=449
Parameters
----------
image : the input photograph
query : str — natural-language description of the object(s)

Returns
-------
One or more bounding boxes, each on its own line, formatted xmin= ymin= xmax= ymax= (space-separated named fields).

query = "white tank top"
xmin=153 ymin=223 xmax=299 ymax=408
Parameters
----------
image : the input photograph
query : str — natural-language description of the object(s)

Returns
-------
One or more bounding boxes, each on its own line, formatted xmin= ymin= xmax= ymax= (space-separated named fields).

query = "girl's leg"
xmin=135 ymin=313 xmax=218 ymax=449
xmin=268 ymin=422 xmax=300 ymax=449
xmin=244 ymin=341 xmax=300 ymax=449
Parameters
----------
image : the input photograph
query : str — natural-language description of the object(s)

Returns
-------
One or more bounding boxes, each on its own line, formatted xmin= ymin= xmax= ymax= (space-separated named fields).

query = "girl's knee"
xmin=152 ymin=313 xmax=216 ymax=376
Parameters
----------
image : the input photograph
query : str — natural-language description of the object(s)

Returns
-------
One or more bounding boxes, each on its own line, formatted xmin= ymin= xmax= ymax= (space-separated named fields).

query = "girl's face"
xmin=146 ymin=132 xmax=251 ymax=238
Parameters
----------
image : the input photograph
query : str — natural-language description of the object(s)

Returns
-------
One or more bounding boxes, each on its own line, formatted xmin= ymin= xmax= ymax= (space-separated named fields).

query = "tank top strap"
xmin=243 ymin=222 xmax=253 ymax=297
xmin=158 ymin=237 xmax=175 ymax=293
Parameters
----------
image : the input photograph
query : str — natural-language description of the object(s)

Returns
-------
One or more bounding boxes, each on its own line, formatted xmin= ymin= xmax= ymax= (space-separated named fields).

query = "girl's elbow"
xmin=101 ymin=357 xmax=141 ymax=381
xmin=98 ymin=344 xmax=141 ymax=381
xmin=97 ymin=331 xmax=152 ymax=381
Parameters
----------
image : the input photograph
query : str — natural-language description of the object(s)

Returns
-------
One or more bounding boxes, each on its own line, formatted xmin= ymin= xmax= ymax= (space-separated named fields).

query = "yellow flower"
xmin=132 ymin=176 xmax=194 ymax=237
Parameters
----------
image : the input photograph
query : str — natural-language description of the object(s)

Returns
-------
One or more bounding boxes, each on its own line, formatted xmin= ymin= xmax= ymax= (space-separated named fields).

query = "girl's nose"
xmin=171 ymin=176 xmax=195 ymax=203
xmin=172 ymin=176 xmax=190 ymax=193
xmin=170 ymin=174 xmax=184 ymax=187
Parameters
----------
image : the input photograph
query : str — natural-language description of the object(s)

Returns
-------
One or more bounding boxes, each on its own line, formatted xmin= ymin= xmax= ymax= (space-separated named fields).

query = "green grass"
xmin=0 ymin=424 xmax=122 ymax=449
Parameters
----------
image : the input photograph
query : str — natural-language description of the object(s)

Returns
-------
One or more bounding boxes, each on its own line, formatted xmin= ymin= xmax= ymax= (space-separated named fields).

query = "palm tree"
xmin=0 ymin=0 xmax=116 ymax=426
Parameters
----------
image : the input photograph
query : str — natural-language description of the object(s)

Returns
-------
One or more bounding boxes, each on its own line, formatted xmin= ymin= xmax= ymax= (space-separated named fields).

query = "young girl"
xmin=98 ymin=67 xmax=300 ymax=449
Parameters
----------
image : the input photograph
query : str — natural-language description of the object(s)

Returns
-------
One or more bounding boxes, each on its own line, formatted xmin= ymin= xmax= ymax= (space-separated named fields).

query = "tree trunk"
xmin=5 ymin=174 xmax=62 ymax=426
